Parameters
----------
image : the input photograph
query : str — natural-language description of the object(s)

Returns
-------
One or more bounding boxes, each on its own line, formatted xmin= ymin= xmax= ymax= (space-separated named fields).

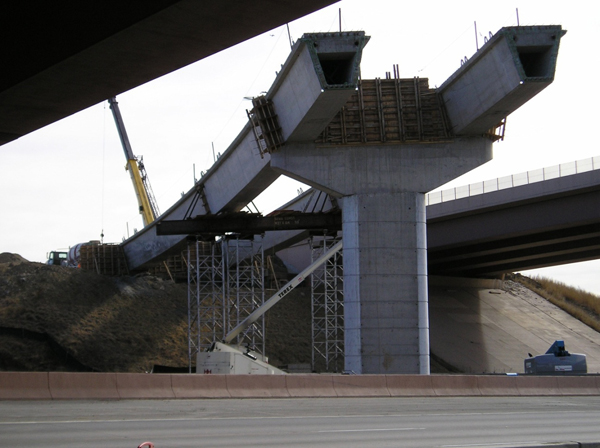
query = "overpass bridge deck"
xmin=428 ymin=155 xmax=600 ymax=206
xmin=426 ymin=169 xmax=600 ymax=276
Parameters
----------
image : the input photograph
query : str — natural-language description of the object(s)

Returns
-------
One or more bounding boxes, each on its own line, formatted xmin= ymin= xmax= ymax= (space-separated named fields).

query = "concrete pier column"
xmin=271 ymin=138 xmax=493 ymax=374
xmin=341 ymin=191 xmax=429 ymax=374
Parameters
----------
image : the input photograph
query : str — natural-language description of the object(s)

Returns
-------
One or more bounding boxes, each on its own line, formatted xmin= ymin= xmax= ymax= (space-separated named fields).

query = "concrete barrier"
xmin=171 ymin=374 xmax=231 ymax=399
xmin=431 ymin=375 xmax=481 ymax=396
xmin=116 ymin=373 xmax=175 ymax=399
xmin=476 ymin=375 xmax=520 ymax=396
xmin=226 ymin=374 xmax=290 ymax=398
xmin=3 ymin=372 xmax=600 ymax=400
xmin=556 ymin=375 xmax=600 ymax=396
xmin=49 ymin=372 xmax=119 ymax=399
xmin=0 ymin=372 xmax=51 ymax=400
xmin=515 ymin=375 xmax=560 ymax=396
xmin=386 ymin=375 xmax=435 ymax=397
xmin=285 ymin=374 xmax=337 ymax=398
xmin=332 ymin=374 xmax=390 ymax=397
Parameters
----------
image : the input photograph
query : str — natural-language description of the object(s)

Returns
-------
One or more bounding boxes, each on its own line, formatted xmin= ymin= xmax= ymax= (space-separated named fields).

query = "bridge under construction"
xmin=87 ymin=26 xmax=567 ymax=375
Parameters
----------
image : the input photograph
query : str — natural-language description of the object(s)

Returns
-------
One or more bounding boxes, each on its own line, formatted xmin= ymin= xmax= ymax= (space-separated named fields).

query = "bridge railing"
xmin=426 ymin=156 xmax=600 ymax=205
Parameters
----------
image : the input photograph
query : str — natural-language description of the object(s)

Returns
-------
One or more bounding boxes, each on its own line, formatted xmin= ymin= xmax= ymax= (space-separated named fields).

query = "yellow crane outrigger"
xmin=108 ymin=97 xmax=159 ymax=227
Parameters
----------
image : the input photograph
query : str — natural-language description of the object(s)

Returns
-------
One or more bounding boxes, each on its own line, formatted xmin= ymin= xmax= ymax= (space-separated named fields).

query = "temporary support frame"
xmin=187 ymin=235 xmax=265 ymax=371
xmin=187 ymin=239 xmax=200 ymax=373
xmin=310 ymin=234 xmax=344 ymax=372
xmin=187 ymin=238 xmax=225 ymax=372
xmin=223 ymin=236 xmax=266 ymax=355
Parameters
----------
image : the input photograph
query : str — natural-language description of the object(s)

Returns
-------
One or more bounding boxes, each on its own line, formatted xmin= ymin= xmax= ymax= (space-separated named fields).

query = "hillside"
xmin=0 ymin=253 xmax=188 ymax=372
xmin=0 ymin=253 xmax=311 ymax=372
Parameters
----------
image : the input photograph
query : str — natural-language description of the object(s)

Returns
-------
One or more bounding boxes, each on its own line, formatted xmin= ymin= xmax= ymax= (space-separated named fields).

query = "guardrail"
xmin=426 ymin=156 xmax=600 ymax=205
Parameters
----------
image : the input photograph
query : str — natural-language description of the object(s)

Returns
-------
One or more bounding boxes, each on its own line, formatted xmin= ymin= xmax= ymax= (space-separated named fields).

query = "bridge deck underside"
xmin=428 ymin=187 xmax=600 ymax=276
xmin=0 ymin=0 xmax=336 ymax=145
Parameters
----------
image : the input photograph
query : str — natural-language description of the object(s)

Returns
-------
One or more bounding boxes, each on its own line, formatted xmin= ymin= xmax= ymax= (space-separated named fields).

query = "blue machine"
xmin=524 ymin=340 xmax=587 ymax=374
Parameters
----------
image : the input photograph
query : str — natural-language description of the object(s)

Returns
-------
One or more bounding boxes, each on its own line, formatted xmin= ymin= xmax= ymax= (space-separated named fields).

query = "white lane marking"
xmin=0 ymin=409 xmax=595 ymax=426
xmin=441 ymin=442 xmax=543 ymax=448
xmin=319 ymin=427 xmax=425 ymax=433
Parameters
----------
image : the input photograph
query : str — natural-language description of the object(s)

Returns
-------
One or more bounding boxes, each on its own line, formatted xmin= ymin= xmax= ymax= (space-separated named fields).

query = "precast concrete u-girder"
xmin=439 ymin=26 xmax=566 ymax=135
xmin=123 ymin=32 xmax=368 ymax=269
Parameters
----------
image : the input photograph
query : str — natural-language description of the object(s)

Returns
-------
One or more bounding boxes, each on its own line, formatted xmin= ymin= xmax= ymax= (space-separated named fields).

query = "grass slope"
xmin=510 ymin=273 xmax=600 ymax=333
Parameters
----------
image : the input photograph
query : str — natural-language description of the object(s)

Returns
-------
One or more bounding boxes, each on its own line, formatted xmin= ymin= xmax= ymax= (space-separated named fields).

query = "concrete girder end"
xmin=439 ymin=25 xmax=566 ymax=136
xmin=267 ymin=32 xmax=370 ymax=143
xmin=300 ymin=31 xmax=370 ymax=90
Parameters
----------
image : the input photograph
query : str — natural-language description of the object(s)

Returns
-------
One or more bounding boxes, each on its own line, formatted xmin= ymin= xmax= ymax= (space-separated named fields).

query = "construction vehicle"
xmin=46 ymin=97 xmax=156 ymax=264
xmin=199 ymin=342 xmax=284 ymax=375
xmin=197 ymin=240 xmax=343 ymax=374
xmin=524 ymin=340 xmax=587 ymax=374
xmin=46 ymin=241 xmax=100 ymax=267
xmin=46 ymin=251 xmax=69 ymax=266
xmin=108 ymin=96 xmax=160 ymax=227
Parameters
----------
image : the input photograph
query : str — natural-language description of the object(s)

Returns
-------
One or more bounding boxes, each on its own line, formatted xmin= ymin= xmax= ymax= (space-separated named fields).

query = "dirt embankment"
xmin=0 ymin=253 xmax=312 ymax=372
xmin=0 ymin=253 xmax=190 ymax=372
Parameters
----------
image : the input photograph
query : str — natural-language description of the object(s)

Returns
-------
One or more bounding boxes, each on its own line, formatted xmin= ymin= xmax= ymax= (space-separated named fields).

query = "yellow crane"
xmin=108 ymin=97 xmax=159 ymax=227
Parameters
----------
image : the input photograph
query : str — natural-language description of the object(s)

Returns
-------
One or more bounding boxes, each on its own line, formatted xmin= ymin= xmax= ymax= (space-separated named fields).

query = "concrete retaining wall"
xmin=1 ymin=373 xmax=599 ymax=400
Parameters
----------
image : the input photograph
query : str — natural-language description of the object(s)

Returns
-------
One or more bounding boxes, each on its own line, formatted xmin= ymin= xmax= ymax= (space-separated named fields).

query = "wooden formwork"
xmin=151 ymin=253 xmax=187 ymax=281
xmin=316 ymin=77 xmax=451 ymax=146
xmin=151 ymin=241 xmax=217 ymax=281
xmin=79 ymin=243 xmax=129 ymax=276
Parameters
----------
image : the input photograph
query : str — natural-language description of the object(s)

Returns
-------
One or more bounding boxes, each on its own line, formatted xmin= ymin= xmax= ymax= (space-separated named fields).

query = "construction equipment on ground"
xmin=108 ymin=96 xmax=160 ymax=227
xmin=196 ymin=240 xmax=343 ymax=374
xmin=46 ymin=250 xmax=69 ymax=266
xmin=524 ymin=340 xmax=587 ymax=374
xmin=46 ymin=240 xmax=104 ymax=268
xmin=47 ymin=98 xmax=157 ymax=269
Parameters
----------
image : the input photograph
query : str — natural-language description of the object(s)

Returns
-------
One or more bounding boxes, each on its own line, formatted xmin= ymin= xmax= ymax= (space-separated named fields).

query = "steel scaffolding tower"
xmin=310 ymin=235 xmax=344 ymax=372
xmin=187 ymin=238 xmax=224 ymax=372
xmin=223 ymin=236 xmax=265 ymax=355
xmin=187 ymin=235 xmax=265 ymax=371
xmin=187 ymin=239 xmax=200 ymax=372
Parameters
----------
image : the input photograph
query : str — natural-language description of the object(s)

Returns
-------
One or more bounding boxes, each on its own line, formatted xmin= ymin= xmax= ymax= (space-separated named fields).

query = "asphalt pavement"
xmin=1 ymin=396 xmax=600 ymax=447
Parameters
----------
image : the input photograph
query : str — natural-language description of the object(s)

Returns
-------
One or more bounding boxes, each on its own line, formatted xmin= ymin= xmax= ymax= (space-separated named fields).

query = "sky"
xmin=1 ymin=1 xmax=599 ymax=294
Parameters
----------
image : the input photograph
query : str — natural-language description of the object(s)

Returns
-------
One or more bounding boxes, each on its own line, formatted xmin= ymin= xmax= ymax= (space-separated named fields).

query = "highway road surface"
xmin=1 ymin=396 xmax=600 ymax=447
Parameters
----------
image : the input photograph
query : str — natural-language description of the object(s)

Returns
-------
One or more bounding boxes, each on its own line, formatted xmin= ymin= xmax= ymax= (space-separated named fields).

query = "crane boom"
xmin=108 ymin=97 xmax=159 ymax=227
xmin=224 ymin=240 xmax=343 ymax=343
